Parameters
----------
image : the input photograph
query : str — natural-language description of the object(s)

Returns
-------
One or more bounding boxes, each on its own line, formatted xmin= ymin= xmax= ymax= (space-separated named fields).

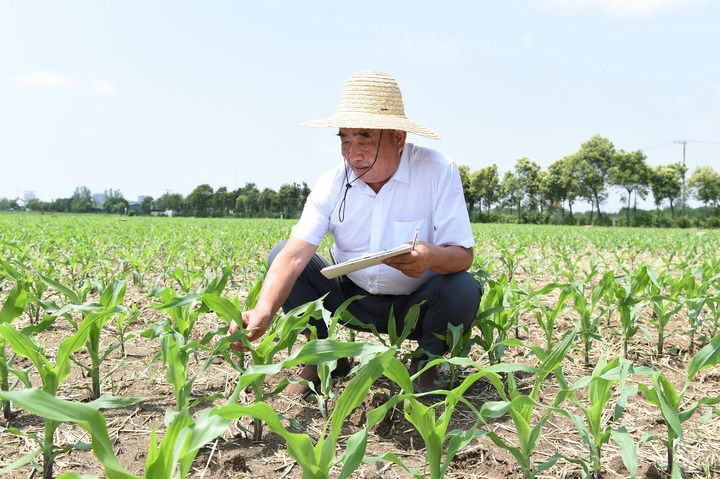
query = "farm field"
xmin=1 ymin=213 xmax=720 ymax=479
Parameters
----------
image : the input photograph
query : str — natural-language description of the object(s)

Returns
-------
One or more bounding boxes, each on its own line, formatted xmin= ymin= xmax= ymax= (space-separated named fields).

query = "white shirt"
xmin=291 ymin=143 xmax=474 ymax=295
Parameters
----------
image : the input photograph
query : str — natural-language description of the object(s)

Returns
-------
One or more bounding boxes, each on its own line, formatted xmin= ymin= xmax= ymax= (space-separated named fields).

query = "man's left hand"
xmin=383 ymin=241 xmax=431 ymax=278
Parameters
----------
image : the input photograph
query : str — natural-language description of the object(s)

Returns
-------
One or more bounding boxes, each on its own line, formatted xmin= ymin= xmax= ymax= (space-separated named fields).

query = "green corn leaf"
xmin=0 ymin=448 xmax=43 ymax=476
xmin=611 ymin=427 xmax=639 ymax=479
xmin=39 ymin=274 xmax=81 ymax=305
xmin=684 ymin=332 xmax=720 ymax=393
xmin=361 ymin=452 xmax=423 ymax=479
xmin=652 ymin=374 xmax=684 ymax=442
xmin=0 ymin=389 xmax=138 ymax=479
xmin=200 ymin=293 xmax=241 ymax=324
xmin=0 ymin=284 xmax=28 ymax=324
xmin=321 ymin=349 xmax=396 ymax=469
xmin=87 ymin=394 xmax=145 ymax=410
xmin=213 ymin=402 xmax=318 ymax=473
xmin=99 ymin=279 xmax=126 ymax=308
xmin=0 ymin=323 xmax=53 ymax=376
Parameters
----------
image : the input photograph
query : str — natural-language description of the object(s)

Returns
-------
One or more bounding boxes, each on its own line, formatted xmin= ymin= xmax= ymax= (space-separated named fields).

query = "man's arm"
xmin=229 ymin=236 xmax=318 ymax=351
xmin=383 ymin=242 xmax=473 ymax=279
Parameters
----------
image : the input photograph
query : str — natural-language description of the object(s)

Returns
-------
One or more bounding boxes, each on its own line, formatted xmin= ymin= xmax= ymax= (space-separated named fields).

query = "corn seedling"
xmin=613 ymin=267 xmax=651 ymax=359
xmin=0 ymin=388 xmax=220 ymax=479
xmin=216 ymin=347 xmax=396 ymax=479
xmin=679 ymin=271 xmax=710 ymax=353
xmin=482 ymin=328 xmax=578 ymax=479
xmin=354 ymin=356 xmax=523 ymax=479
xmin=528 ymin=282 xmax=574 ymax=352
xmin=152 ymin=264 xmax=231 ymax=340
xmin=638 ymin=332 xmax=720 ymax=477
xmin=0 ymin=283 xmax=29 ymax=419
xmin=0 ymin=312 xmax=140 ymax=479
xmin=562 ymin=357 xmax=652 ymax=479
xmin=573 ymin=271 xmax=614 ymax=365
xmin=473 ymin=274 xmax=512 ymax=364
xmin=644 ymin=269 xmax=684 ymax=357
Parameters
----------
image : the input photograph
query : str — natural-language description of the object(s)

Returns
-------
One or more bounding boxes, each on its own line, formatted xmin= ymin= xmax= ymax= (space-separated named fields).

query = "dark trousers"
xmin=269 ymin=240 xmax=482 ymax=360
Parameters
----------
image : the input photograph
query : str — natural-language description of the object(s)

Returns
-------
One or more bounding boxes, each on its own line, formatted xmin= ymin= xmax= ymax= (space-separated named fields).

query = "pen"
xmin=412 ymin=228 xmax=419 ymax=251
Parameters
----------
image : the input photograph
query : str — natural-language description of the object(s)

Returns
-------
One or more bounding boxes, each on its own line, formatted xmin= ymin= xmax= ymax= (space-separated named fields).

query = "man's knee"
xmin=432 ymin=272 xmax=482 ymax=326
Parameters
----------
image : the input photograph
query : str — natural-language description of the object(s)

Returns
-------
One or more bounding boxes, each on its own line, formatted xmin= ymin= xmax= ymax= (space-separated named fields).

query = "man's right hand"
xmin=229 ymin=309 xmax=271 ymax=352
xmin=226 ymin=236 xmax=318 ymax=353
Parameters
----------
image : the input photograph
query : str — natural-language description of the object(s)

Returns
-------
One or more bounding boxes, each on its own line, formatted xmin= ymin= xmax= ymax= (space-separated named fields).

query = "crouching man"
xmin=230 ymin=70 xmax=482 ymax=394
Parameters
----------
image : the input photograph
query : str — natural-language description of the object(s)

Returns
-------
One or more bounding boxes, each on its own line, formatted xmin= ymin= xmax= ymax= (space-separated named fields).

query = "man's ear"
xmin=394 ymin=130 xmax=407 ymax=153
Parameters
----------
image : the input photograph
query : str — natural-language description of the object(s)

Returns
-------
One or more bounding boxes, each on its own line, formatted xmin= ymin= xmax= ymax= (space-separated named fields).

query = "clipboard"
xmin=320 ymin=243 xmax=413 ymax=279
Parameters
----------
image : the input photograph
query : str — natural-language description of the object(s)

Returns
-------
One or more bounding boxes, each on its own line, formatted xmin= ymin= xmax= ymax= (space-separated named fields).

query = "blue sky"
xmin=2 ymin=0 xmax=719 ymax=211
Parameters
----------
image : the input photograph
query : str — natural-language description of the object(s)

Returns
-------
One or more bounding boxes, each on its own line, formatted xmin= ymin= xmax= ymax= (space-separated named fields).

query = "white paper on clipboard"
xmin=320 ymin=244 xmax=413 ymax=279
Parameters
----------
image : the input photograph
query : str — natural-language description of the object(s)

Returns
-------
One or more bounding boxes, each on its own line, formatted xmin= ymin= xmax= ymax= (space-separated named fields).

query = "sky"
xmin=2 ymin=0 xmax=719 ymax=212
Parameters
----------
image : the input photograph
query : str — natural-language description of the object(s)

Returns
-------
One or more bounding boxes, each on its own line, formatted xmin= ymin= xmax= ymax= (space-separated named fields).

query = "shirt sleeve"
xmin=432 ymin=159 xmax=475 ymax=249
xmin=290 ymin=169 xmax=337 ymax=245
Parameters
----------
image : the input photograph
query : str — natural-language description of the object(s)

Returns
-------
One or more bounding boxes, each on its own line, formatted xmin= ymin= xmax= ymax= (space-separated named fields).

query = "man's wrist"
xmin=253 ymin=303 xmax=275 ymax=326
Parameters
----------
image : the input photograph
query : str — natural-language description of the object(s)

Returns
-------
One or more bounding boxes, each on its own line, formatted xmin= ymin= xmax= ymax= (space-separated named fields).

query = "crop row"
xmin=0 ymin=214 xmax=719 ymax=478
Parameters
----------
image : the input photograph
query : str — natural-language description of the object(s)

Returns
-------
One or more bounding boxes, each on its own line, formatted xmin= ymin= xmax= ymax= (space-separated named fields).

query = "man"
xmin=230 ymin=70 xmax=481 ymax=393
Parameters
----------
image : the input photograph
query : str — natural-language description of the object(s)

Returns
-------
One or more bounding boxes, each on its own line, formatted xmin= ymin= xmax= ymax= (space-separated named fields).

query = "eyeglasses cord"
xmin=338 ymin=129 xmax=383 ymax=222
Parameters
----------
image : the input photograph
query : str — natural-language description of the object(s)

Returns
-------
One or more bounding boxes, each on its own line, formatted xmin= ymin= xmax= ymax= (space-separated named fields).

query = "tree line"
xmin=459 ymin=134 xmax=720 ymax=226
xmin=3 ymin=182 xmax=311 ymax=219
xmin=4 ymin=134 xmax=719 ymax=226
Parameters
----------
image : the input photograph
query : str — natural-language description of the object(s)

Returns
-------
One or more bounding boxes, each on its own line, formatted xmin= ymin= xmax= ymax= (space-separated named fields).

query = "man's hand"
xmin=383 ymin=241 xmax=431 ymax=278
xmin=228 ymin=309 xmax=271 ymax=352
xmin=383 ymin=242 xmax=473 ymax=277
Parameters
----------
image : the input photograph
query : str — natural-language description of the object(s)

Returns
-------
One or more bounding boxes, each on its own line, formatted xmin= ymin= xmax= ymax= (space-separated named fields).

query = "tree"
xmin=277 ymin=183 xmax=306 ymax=218
xmin=210 ymin=186 xmax=237 ymax=215
xmin=500 ymin=170 xmax=522 ymax=222
xmin=576 ymin=135 xmax=615 ymax=222
xmin=471 ymin=164 xmax=499 ymax=218
xmin=688 ymin=166 xmax=720 ymax=217
xmin=608 ymin=150 xmax=651 ymax=224
xmin=186 ymin=184 xmax=214 ymax=216
xmin=544 ymin=156 xmax=579 ymax=217
xmin=458 ymin=165 xmax=476 ymax=218
xmin=140 ymin=196 xmax=154 ymax=215
xmin=71 ymin=186 xmax=93 ymax=213
xmin=235 ymin=183 xmax=261 ymax=217
xmin=514 ymin=157 xmax=542 ymax=213
xmin=650 ymin=165 xmax=682 ymax=217
xmin=103 ymin=189 xmax=128 ymax=215
xmin=156 ymin=192 xmax=183 ymax=212
xmin=258 ymin=188 xmax=277 ymax=216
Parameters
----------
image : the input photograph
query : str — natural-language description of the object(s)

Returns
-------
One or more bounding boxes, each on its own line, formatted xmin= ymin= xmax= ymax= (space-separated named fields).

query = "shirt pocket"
xmin=393 ymin=219 xmax=426 ymax=247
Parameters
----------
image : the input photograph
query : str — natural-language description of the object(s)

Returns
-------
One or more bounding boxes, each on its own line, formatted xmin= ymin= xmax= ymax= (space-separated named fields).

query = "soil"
xmin=1 ymin=276 xmax=720 ymax=479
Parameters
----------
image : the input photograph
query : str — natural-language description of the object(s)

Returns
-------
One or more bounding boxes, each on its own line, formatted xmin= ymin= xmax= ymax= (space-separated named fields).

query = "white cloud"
xmin=91 ymin=76 xmax=117 ymax=94
xmin=13 ymin=70 xmax=117 ymax=94
xmin=534 ymin=0 xmax=705 ymax=17
xmin=14 ymin=71 xmax=79 ymax=91
xmin=522 ymin=34 xmax=534 ymax=48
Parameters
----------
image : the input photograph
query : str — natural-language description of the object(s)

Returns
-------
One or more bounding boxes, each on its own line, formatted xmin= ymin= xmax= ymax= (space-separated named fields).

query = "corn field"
xmin=1 ymin=213 xmax=719 ymax=479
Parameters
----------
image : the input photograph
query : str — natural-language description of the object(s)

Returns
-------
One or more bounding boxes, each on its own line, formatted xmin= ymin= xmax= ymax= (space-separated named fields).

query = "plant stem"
xmin=43 ymin=419 xmax=58 ymax=479
xmin=0 ymin=342 xmax=10 ymax=419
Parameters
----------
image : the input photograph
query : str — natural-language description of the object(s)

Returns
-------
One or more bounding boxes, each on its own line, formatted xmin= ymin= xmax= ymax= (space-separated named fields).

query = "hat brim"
xmin=301 ymin=112 xmax=440 ymax=140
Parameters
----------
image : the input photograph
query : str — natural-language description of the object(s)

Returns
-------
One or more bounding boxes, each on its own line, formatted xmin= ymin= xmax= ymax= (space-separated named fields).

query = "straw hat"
xmin=302 ymin=69 xmax=440 ymax=140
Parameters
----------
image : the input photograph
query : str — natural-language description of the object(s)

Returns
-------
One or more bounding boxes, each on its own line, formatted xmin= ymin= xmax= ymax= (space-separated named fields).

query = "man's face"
xmin=338 ymin=128 xmax=406 ymax=193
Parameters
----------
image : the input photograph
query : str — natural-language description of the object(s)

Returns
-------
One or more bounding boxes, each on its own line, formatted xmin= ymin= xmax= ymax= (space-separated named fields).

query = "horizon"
xmin=2 ymin=1 xmax=719 ymax=212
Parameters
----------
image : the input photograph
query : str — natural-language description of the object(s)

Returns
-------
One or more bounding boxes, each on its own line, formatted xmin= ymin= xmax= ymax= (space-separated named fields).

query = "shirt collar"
xmin=392 ymin=144 xmax=411 ymax=185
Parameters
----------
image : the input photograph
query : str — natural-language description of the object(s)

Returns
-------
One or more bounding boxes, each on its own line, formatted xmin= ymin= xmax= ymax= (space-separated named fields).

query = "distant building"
xmin=23 ymin=191 xmax=36 ymax=202
xmin=93 ymin=193 xmax=106 ymax=208
xmin=127 ymin=202 xmax=141 ymax=213
xmin=138 ymin=195 xmax=149 ymax=204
